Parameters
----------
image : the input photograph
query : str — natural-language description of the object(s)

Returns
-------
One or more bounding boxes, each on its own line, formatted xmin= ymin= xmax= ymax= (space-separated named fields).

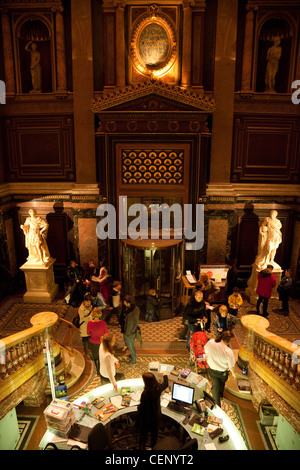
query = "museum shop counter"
xmin=39 ymin=364 xmax=247 ymax=451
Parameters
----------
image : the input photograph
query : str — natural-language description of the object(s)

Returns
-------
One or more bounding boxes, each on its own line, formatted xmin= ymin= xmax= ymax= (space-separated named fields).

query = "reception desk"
xmin=39 ymin=368 xmax=247 ymax=451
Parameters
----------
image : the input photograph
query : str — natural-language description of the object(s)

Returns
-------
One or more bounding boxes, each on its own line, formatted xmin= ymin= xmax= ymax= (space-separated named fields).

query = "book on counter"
xmin=238 ymin=380 xmax=251 ymax=394
xmin=95 ymin=402 xmax=119 ymax=422
xmin=180 ymin=368 xmax=192 ymax=379
xmin=191 ymin=423 xmax=204 ymax=436
xmin=170 ymin=366 xmax=183 ymax=377
xmin=121 ymin=395 xmax=131 ymax=407
xmin=207 ymin=416 xmax=223 ymax=427
xmin=120 ymin=386 xmax=131 ymax=396
xmin=192 ymin=375 xmax=203 ymax=384
xmin=92 ymin=397 xmax=105 ymax=409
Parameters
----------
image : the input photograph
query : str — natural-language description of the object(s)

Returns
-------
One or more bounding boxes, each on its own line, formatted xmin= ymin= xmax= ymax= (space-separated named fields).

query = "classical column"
xmin=295 ymin=40 xmax=300 ymax=84
xmin=181 ymin=0 xmax=193 ymax=87
xmin=209 ymin=0 xmax=238 ymax=185
xmin=71 ymin=0 xmax=97 ymax=184
xmin=115 ymin=0 xmax=126 ymax=87
xmin=54 ymin=7 xmax=67 ymax=92
xmin=241 ymin=6 xmax=256 ymax=91
xmin=1 ymin=10 xmax=16 ymax=94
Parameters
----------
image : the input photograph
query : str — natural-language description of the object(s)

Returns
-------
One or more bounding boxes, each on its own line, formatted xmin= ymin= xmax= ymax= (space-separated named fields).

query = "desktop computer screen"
xmin=172 ymin=382 xmax=194 ymax=406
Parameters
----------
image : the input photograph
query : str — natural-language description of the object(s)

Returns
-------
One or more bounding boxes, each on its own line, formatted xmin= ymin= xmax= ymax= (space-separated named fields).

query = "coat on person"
xmin=256 ymin=269 xmax=276 ymax=299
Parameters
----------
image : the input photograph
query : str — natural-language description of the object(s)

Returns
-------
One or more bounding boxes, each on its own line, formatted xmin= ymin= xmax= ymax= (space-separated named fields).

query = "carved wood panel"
xmin=231 ymin=115 xmax=300 ymax=183
xmin=5 ymin=115 xmax=75 ymax=181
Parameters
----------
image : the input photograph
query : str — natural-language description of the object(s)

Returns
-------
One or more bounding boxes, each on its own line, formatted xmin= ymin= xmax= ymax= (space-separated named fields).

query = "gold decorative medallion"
xmin=130 ymin=5 xmax=177 ymax=79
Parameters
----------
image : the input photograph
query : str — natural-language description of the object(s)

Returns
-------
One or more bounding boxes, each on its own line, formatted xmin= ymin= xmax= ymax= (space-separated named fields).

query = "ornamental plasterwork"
xmin=91 ymin=79 xmax=216 ymax=113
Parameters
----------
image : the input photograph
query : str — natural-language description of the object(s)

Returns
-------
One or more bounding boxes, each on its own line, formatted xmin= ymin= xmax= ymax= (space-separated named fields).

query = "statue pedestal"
xmin=20 ymin=258 xmax=59 ymax=303
xmin=245 ymin=264 xmax=282 ymax=305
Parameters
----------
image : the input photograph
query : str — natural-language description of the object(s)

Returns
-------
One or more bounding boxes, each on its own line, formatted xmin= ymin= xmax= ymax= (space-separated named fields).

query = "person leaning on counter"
xmin=136 ymin=371 xmax=168 ymax=450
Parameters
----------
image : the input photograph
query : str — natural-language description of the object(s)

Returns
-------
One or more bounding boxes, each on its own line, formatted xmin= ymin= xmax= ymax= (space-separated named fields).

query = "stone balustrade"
xmin=238 ymin=314 xmax=300 ymax=415
xmin=0 ymin=312 xmax=58 ymax=420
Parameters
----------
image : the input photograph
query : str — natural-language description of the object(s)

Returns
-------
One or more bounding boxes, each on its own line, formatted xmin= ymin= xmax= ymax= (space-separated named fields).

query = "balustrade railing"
xmin=239 ymin=315 xmax=300 ymax=415
xmin=0 ymin=329 xmax=45 ymax=381
xmin=253 ymin=335 xmax=300 ymax=391
xmin=0 ymin=312 xmax=60 ymax=417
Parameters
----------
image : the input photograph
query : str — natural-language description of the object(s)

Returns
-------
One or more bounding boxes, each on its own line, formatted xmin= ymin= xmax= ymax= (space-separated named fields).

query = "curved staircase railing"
xmin=0 ymin=311 xmax=79 ymax=421
xmin=237 ymin=314 xmax=300 ymax=433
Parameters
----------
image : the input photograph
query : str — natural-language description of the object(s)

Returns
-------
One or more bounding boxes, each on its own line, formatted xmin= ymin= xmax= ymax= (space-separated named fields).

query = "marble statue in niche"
xmin=254 ymin=210 xmax=282 ymax=270
xmin=21 ymin=209 xmax=51 ymax=264
xmin=25 ymin=41 xmax=42 ymax=92
xmin=264 ymin=37 xmax=282 ymax=92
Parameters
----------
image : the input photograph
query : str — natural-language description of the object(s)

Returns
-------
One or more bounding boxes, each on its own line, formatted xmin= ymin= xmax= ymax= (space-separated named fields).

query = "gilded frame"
xmin=130 ymin=13 xmax=177 ymax=79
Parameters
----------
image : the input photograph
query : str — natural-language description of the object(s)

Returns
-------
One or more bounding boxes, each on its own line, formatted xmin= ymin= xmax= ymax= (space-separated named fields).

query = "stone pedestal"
xmin=245 ymin=264 xmax=282 ymax=305
xmin=20 ymin=258 xmax=59 ymax=303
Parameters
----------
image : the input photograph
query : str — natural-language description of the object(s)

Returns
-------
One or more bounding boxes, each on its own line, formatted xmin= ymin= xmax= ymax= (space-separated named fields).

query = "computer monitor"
xmin=172 ymin=382 xmax=194 ymax=406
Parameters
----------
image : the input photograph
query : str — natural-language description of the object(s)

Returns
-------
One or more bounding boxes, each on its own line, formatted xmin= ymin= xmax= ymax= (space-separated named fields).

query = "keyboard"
xmin=167 ymin=401 xmax=191 ymax=415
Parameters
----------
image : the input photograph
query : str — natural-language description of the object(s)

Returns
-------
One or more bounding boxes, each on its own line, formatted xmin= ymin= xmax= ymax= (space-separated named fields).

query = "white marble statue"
xmin=255 ymin=210 xmax=282 ymax=270
xmin=265 ymin=37 xmax=282 ymax=92
xmin=21 ymin=209 xmax=51 ymax=264
xmin=25 ymin=41 xmax=42 ymax=92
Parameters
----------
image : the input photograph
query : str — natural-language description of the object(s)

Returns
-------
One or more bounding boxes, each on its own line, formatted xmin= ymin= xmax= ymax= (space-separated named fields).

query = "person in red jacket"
xmin=87 ymin=307 xmax=109 ymax=375
xmin=256 ymin=265 xmax=276 ymax=317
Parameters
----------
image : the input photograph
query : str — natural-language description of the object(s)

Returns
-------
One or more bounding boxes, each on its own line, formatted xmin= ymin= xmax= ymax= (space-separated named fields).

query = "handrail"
xmin=239 ymin=315 xmax=300 ymax=416
xmin=0 ymin=310 xmax=81 ymax=409
xmin=0 ymin=312 xmax=59 ymax=415
xmin=51 ymin=338 xmax=76 ymax=356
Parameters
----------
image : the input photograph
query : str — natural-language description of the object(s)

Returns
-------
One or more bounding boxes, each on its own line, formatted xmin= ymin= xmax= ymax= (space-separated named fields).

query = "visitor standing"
xmin=137 ymin=371 xmax=168 ymax=450
xmin=99 ymin=333 xmax=124 ymax=390
xmin=256 ymin=265 xmax=276 ymax=317
xmin=123 ymin=297 xmax=140 ymax=365
xmin=87 ymin=307 xmax=109 ymax=375
xmin=204 ymin=331 xmax=236 ymax=407
xmin=278 ymin=269 xmax=293 ymax=316
xmin=78 ymin=294 xmax=93 ymax=355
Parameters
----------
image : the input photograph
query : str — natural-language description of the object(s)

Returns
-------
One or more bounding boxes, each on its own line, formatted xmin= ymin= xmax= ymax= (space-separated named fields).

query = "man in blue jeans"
xmin=123 ymin=297 xmax=140 ymax=365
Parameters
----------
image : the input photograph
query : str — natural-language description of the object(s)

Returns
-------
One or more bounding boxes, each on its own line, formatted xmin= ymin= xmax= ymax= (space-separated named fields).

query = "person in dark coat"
xmin=65 ymin=260 xmax=85 ymax=307
xmin=256 ymin=265 xmax=276 ymax=317
xmin=137 ymin=371 xmax=168 ymax=450
xmin=123 ymin=297 xmax=140 ymax=364
xmin=278 ymin=269 xmax=293 ymax=315
xmin=184 ymin=290 xmax=209 ymax=351
xmin=225 ymin=261 xmax=238 ymax=300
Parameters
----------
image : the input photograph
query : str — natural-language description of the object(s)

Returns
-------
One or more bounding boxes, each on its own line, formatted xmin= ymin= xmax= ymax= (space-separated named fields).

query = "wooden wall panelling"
xmin=231 ymin=115 xmax=300 ymax=183
xmin=5 ymin=115 xmax=75 ymax=181
xmin=103 ymin=12 xmax=116 ymax=87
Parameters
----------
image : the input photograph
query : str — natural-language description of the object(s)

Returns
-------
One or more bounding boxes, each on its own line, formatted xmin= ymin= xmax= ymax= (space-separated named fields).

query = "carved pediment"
xmin=91 ymin=79 xmax=215 ymax=114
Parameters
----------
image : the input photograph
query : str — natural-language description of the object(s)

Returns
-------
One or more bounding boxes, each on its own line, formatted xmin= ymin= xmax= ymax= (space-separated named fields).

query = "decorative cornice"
xmin=1 ymin=0 xmax=63 ymax=9
xmin=91 ymin=79 xmax=216 ymax=113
